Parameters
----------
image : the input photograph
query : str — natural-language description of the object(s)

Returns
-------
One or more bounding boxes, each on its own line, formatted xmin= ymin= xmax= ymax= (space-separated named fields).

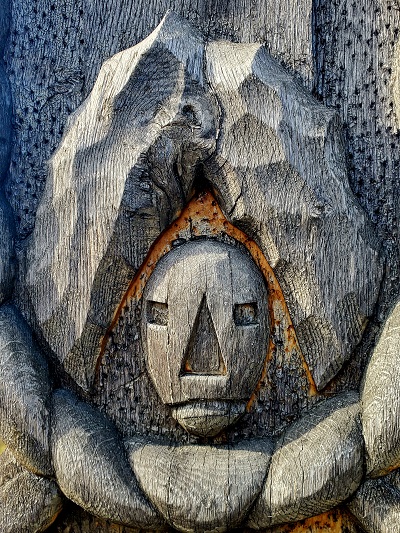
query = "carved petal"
xmin=27 ymin=11 xmax=216 ymax=391
xmin=0 ymin=458 xmax=62 ymax=533
xmin=362 ymin=299 xmax=400 ymax=477
xmin=51 ymin=389 xmax=163 ymax=529
xmin=206 ymin=40 xmax=383 ymax=389
xmin=348 ymin=478 xmax=400 ymax=533
xmin=126 ymin=437 xmax=273 ymax=532
xmin=0 ymin=304 xmax=52 ymax=475
xmin=26 ymin=13 xmax=382 ymax=396
xmin=247 ymin=392 xmax=364 ymax=528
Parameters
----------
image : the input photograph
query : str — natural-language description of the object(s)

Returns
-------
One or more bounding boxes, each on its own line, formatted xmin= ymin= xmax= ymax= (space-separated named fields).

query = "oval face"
xmin=142 ymin=240 xmax=269 ymax=436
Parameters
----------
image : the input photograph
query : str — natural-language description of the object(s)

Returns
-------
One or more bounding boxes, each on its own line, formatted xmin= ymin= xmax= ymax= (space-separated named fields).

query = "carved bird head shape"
xmin=142 ymin=239 xmax=269 ymax=437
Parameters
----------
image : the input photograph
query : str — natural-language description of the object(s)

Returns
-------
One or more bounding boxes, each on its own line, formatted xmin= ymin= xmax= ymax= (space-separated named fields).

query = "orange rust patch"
xmin=260 ymin=508 xmax=354 ymax=533
xmin=97 ymin=190 xmax=317 ymax=397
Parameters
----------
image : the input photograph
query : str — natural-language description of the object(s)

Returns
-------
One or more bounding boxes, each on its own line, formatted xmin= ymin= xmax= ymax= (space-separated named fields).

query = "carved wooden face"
xmin=142 ymin=240 xmax=269 ymax=436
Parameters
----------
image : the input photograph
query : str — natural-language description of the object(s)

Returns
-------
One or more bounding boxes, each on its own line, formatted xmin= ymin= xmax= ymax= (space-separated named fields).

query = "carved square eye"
xmin=147 ymin=301 xmax=168 ymax=326
xmin=233 ymin=303 xmax=258 ymax=326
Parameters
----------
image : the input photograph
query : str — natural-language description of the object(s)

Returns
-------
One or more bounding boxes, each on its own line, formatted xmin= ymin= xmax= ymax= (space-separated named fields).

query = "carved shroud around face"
xmin=142 ymin=240 xmax=269 ymax=436
xmin=26 ymin=12 xmax=382 ymax=403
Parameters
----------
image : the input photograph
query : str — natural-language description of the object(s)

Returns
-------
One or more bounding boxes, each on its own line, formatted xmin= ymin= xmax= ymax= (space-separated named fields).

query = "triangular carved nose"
xmin=182 ymin=295 xmax=226 ymax=375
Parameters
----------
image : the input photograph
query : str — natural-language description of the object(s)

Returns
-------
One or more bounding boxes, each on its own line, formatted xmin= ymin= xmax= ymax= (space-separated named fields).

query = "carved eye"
xmin=147 ymin=301 xmax=168 ymax=326
xmin=234 ymin=303 xmax=258 ymax=326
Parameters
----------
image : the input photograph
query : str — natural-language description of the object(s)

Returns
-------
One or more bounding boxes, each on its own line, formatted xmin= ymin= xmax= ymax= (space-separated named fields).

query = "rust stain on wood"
xmin=97 ymin=190 xmax=317 ymax=397
xmin=261 ymin=508 xmax=351 ymax=532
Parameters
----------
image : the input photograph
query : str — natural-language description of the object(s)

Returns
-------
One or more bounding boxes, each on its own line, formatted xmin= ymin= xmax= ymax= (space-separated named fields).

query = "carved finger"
xmin=362 ymin=299 xmax=400 ymax=477
xmin=0 ymin=450 xmax=62 ymax=533
xmin=126 ymin=437 xmax=273 ymax=532
xmin=0 ymin=304 xmax=52 ymax=475
xmin=51 ymin=389 xmax=164 ymax=529
xmin=247 ymin=392 xmax=364 ymax=528
xmin=347 ymin=477 xmax=400 ymax=533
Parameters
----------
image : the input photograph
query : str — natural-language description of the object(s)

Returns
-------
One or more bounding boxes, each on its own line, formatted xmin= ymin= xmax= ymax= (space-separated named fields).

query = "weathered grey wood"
xmin=0 ymin=195 xmax=15 ymax=304
xmin=26 ymin=12 xmax=218 ymax=390
xmin=313 ymin=2 xmax=400 ymax=315
xmin=348 ymin=478 xmax=400 ymax=533
xmin=126 ymin=437 xmax=273 ymax=532
xmin=247 ymin=392 xmax=364 ymax=528
xmin=48 ymin=504 xmax=152 ymax=533
xmin=0 ymin=466 xmax=62 ymax=533
xmin=25 ymin=14 xmax=382 ymax=397
xmin=0 ymin=0 xmax=11 ymax=183
xmin=3 ymin=1 xmax=400 ymax=531
xmin=5 ymin=0 xmax=313 ymax=239
xmin=362 ymin=298 xmax=400 ymax=477
xmin=171 ymin=401 xmax=246 ymax=439
xmin=0 ymin=68 xmax=11 ymax=181
xmin=205 ymin=39 xmax=383 ymax=391
xmin=0 ymin=0 xmax=15 ymax=305
xmin=51 ymin=389 xmax=163 ymax=529
xmin=142 ymin=240 xmax=269 ymax=437
xmin=0 ymin=304 xmax=52 ymax=475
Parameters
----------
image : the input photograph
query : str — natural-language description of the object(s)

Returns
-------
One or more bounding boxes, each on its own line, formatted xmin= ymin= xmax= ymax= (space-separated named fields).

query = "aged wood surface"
xmin=25 ymin=13 xmax=382 ymax=396
xmin=2 ymin=1 xmax=400 ymax=532
xmin=142 ymin=239 xmax=270 ymax=437
xmin=0 ymin=450 xmax=62 ymax=533
xmin=95 ymin=190 xmax=317 ymax=442
xmin=51 ymin=389 xmax=163 ymax=529
xmin=0 ymin=304 xmax=52 ymax=475
xmin=348 ymin=478 xmax=400 ymax=533
xmin=248 ymin=393 xmax=363 ymax=528
xmin=5 ymin=1 xmax=313 ymax=246
xmin=126 ymin=437 xmax=273 ymax=532
xmin=362 ymin=298 xmax=400 ymax=477
xmin=0 ymin=0 xmax=14 ymax=306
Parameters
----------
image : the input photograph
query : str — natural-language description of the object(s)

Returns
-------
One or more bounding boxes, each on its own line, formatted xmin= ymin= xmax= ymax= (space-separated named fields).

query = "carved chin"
xmin=171 ymin=400 xmax=247 ymax=437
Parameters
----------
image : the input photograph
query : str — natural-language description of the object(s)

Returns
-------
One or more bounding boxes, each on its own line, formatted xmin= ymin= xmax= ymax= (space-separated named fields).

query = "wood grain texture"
xmin=4 ymin=0 xmax=313 ymax=240
xmin=314 ymin=0 xmax=400 ymax=319
xmin=0 ymin=0 xmax=15 ymax=305
xmin=205 ymin=39 xmax=382 ymax=391
xmin=0 ymin=465 xmax=62 ymax=533
xmin=0 ymin=194 xmax=15 ymax=304
xmin=0 ymin=304 xmax=52 ymax=475
xmin=142 ymin=239 xmax=269 ymax=437
xmin=392 ymin=38 xmax=400 ymax=131
xmin=0 ymin=0 xmax=11 ymax=182
xmin=0 ymin=448 xmax=24 ymax=487
xmin=3 ymin=1 xmax=400 ymax=531
xmin=25 ymin=13 xmax=382 ymax=401
xmin=47 ymin=506 xmax=362 ymax=533
xmin=247 ymin=392 xmax=364 ymax=528
xmin=126 ymin=437 xmax=273 ymax=532
xmin=348 ymin=477 xmax=400 ymax=533
xmin=51 ymin=389 xmax=164 ymax=529
xmin=362 ymin=298 xmax=400 ymax=477
xmin=94 ymin=190 xmax=316 ymax=444
xmin=26 ymin=12 xmax=218 ymax=391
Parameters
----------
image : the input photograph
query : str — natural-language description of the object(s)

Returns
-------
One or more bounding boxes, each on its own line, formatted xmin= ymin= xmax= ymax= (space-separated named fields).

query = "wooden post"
xmin=1 ymin=3 xmax=400 ymax=532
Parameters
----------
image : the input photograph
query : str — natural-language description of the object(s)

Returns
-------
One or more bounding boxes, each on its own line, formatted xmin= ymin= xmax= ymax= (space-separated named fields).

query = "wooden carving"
xmin=142 ymin=240 xmax=270 ymax=436
xmin=2 ymin=8 xmax=400 ymax=533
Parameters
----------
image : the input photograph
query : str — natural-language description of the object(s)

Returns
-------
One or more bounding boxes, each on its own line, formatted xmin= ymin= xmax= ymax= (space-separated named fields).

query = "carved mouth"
xmin=171 ymin=400 xmax=247 ymax=437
